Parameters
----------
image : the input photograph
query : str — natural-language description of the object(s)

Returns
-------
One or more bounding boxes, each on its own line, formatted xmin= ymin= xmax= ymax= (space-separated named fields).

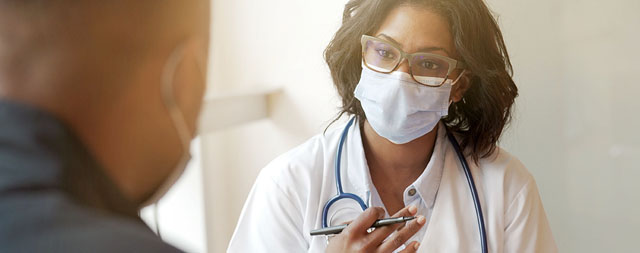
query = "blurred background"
xmin=141 ymin=0 xmax=640 ymax=252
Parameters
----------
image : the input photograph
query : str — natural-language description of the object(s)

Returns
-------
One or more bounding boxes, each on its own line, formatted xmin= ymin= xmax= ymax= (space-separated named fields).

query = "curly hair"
xmin=324 ymin=0 xmax=518 ymax=162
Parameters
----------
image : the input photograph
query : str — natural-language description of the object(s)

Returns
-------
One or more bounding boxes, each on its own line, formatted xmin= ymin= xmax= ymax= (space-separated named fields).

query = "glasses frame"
xmin=361 ymin=35 xmax=466 ymax=87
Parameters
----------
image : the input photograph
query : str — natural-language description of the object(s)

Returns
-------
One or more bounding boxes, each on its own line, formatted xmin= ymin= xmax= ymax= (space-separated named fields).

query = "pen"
xmin=310 ymin=216 xmax=416 ymax=236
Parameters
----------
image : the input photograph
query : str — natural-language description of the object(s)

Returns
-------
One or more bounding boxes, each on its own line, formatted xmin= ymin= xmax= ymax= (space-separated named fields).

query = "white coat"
xmin=228 ymin=119 xmax=557 ymax=252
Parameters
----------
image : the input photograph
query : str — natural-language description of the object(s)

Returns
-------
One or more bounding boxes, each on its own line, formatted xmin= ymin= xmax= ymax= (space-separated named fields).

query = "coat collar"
xmin=342 ymin=117 xmax=446 ymax=211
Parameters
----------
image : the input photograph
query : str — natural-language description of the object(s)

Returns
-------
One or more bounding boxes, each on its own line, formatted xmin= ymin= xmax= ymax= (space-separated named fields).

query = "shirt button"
xmin=408 ymin=188 xmax=417 ymax=197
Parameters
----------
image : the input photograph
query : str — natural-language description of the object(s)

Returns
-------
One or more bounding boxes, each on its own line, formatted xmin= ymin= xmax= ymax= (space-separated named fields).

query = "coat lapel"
xmin=418 ymin=142 xmax=482 ymax=253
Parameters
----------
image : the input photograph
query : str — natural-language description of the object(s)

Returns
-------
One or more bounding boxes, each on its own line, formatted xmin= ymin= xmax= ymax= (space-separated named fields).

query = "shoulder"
xmin=475 ymin=147 xmax=536 ymax=202
xmin=228 ymin=124 xmax=347 ymax=251
xmin=59 ymin=207 xmax=180 ymax=252
xmin=0 ymin=192 xmax=180 ymax=252
xmin=257 ymin=123 xmax=344 ymax=191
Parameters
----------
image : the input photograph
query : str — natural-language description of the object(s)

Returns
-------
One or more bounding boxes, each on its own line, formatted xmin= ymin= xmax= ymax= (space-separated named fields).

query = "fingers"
xmin=398 ymin=241 xmax=421 ymax=253
xmin=365 ymin=205 xmax=418 ymax=246
xmin=342 ymin=207 xmax=385 ymax=236
xmin=392 ymin=205 xmax=417 ymax=218
xmin=390 ymin=205 xmax=417 ymax=230
xmin=377 ymin=215 xmax=426 ymax=252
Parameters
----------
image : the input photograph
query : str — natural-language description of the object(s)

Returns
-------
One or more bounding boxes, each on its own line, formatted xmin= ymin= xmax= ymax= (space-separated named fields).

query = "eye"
xmin=376 ymin=49 xmax=395 ymax=59
xmin=420 ymin=60 xmax=440 ymax=70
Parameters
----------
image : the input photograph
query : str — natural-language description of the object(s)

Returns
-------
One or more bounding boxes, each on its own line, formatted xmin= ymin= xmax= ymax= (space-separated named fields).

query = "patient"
xmin=0 ymin=1 xmax=208 ymax=252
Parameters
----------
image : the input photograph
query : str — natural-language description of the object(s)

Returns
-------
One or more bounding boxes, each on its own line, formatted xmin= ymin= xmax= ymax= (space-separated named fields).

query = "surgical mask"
xmin=354 ymin=66 xmax=464 ymax=144
xmin=140 ymin=42 xmax=206 ymax=208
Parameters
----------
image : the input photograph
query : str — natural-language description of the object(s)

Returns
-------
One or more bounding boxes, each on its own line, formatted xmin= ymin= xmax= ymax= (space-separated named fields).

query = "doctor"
xmin=229 ymin=0 xmax=557 ymax=252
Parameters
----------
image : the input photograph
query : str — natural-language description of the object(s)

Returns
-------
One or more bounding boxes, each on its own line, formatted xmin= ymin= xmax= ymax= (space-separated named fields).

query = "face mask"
xmin=140 ymin=42 xmax=206 ymax=207
xmin=354 ymin=66 xmax=464 ymax=144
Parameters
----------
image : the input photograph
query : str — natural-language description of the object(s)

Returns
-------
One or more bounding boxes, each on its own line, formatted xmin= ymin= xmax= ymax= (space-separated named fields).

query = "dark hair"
xmin=324 ymin=0 xmax=517 ymax=162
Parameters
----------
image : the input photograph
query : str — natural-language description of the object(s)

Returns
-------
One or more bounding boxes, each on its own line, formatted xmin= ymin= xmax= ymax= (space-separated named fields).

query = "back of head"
xmin=0 ymin=0 xmax=210 ymax=207
xmin=0 ymin=0 xmax=206 ymax=102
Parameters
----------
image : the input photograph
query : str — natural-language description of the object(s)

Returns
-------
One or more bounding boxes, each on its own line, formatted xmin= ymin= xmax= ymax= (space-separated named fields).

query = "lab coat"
xmin=228 ymin=120 xmax=557 ymax=252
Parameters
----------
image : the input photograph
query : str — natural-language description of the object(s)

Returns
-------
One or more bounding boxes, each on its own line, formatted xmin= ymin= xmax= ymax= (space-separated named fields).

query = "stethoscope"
xmin=321 ymin=117 xmax=488 ymax=253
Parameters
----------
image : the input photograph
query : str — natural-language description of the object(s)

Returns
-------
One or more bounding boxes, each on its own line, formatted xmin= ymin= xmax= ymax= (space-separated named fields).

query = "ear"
xmin=171 ymin=38 xmax=208 ymax=133
xmin=450 ymin=71 xmax=472 ymax=103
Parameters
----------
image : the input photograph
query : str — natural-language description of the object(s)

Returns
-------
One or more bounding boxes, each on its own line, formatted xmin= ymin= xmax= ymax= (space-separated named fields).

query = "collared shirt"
xmin=341 ymin=120 xmax=447 ymax=250
xmin=0 ymin=99 xmax=180 ymax=252
xmin=228 ymin=117 xmax=558 ymax=253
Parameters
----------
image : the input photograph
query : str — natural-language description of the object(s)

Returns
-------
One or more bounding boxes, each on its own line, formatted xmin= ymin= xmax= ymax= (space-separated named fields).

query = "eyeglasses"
xmin=361 ymin=35 xmax=465 ymax=87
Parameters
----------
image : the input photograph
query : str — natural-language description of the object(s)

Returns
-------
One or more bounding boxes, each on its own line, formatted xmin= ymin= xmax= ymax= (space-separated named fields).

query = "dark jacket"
xmin=0 ymin=100 xmax=181 ymax=252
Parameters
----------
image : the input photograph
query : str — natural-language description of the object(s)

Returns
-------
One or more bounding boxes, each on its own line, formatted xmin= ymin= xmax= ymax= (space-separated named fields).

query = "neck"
xmin=362 ymin=120 xmax=438 ymax=187
xmin=74 ymin=94 xmax=180 ymax=207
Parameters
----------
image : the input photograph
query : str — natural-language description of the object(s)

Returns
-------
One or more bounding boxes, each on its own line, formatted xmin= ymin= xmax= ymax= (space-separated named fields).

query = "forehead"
xmin=374 ymin=4 xmax=455 ymax=57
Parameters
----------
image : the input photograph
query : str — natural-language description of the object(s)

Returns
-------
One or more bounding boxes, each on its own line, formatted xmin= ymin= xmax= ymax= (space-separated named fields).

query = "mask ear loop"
xmin=154 ymin=204 xmax=162 ymax=238
xmin=153 ymin=42 xmax=192 ymax=240
xmin=191 ymin=49 xmax=208 ymax=136
xmin=161 ymin=43 xmax=193 ymax=154
xmin=449 ymin=69 xmax=468 ymax=106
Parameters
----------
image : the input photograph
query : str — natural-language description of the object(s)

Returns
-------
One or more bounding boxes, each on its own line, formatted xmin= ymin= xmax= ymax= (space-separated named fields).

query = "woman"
xmin=229 ymin=0 xmax=557 ymax=252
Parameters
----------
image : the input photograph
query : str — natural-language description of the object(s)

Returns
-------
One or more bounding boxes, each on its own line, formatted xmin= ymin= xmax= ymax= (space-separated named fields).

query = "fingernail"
xmin=417 ymin=216 xmax=426 ymax=225
xmin=409 ymin=205 xmax=418 ymax=214
xmin=414 ymin=242 xmax=420 ymax=250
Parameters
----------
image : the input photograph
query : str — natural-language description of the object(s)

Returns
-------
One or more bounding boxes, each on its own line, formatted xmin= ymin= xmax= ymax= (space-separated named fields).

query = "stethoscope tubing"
xmin=446 ymin=130 xmax=488 ymax=253
xmin=322 ymin=117 xmax=367 ymax=228
xmin=321 ymin=117 xmax=488 ymax=253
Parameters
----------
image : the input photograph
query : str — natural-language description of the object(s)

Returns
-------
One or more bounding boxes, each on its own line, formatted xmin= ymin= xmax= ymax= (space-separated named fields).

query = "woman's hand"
xmin=325 ymin=205 xmax=426 ymax=253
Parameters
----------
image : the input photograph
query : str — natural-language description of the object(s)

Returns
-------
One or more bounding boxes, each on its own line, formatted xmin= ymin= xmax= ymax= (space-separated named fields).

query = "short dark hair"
xmin=0 ymin=1 xmax=194 ymax=92
xmin=324 ymin=0 xmax=518 ymax=162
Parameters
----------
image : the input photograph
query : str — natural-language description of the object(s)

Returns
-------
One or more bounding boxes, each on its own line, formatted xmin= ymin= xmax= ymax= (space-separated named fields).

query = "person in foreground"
xmin=228 ymin=0 xmax=557 ymax=252
xmin=0 ymin=1 xmax=209 ymax=252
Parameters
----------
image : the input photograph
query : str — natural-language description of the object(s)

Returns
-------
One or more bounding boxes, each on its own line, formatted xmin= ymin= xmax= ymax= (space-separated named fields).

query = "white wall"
xmin=199 ymin=0 xmax=640 ymax=252
xmin=140 ymin=139 xmax=207 ymax=253
xmin=488 ymin=0 xmax=640 ymax=251
xmin=202 ymin=1 xmax=347 ymax=252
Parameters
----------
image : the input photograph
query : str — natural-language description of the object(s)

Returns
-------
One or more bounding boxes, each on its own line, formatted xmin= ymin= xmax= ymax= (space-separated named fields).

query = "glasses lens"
xmin=363 ymin=39 xmax=401 ymax=73
xmin=410 ymin=54 xmax=451 ymax=86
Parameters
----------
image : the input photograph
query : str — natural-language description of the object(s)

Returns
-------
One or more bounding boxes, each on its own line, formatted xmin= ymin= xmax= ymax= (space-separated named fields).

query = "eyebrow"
xmin=377 ymin=33 xmax=452 ymax=56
